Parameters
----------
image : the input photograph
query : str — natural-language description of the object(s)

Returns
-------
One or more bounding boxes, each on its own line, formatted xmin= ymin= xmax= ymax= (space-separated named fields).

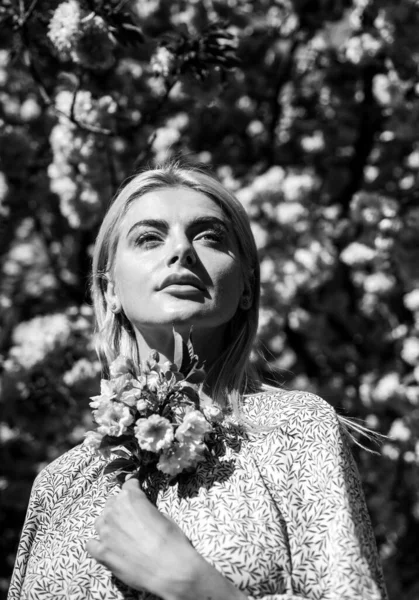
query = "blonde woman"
xmin=8 ymin=164 xmax=388 ymax=600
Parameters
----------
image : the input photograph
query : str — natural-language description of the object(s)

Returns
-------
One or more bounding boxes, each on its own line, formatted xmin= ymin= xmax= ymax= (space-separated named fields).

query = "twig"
xmin=112 ymin=0 xmax=131 ymax=13
xmin=21 ymin=0 xmax=39 ymax=24
xmin=69 ymin=77 xmax=82 ymax=123
xmin=131 ymin=78 xmax=176 ymax=170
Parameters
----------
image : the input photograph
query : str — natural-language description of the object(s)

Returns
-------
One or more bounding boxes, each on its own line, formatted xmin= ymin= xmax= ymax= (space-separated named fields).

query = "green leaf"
xmin=99 ymin=433 xmax=131 ymax=449
xmin=103 ymin=457 xmax=138 ymax=474
xmin=106 ymin=11 xmax=145 ymax=47
xmin=185 ymin=368 xmax=206 ymax=384
xmin=111 ymin=449 xmax=131 ymax=458
xmin=173 ymin=328 xmax=185 ymax=371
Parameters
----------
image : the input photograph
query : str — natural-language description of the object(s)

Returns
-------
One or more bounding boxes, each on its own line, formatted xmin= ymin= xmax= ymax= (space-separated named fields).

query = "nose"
xmin=167 ymin=235 xmax=197 ymax=268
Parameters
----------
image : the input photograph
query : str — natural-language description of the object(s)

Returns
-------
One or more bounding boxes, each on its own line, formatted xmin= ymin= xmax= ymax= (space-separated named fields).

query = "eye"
xmin=196 ymin=229 xmax=225 ymax=245
xmin=133 ymin=232 xmax=163 ymax=248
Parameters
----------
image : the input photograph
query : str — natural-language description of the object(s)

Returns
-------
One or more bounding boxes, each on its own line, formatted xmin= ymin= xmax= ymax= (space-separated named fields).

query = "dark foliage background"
xmin=1 ymin=1 xmax=419 ymax=598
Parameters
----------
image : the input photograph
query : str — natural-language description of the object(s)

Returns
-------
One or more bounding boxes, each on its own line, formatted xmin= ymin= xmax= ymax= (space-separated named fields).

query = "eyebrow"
xmin=127 ymin=216 xmax=230 ymax=237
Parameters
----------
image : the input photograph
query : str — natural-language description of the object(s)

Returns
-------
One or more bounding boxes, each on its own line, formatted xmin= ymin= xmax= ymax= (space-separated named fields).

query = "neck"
xmin=133 ymin=323 xmax=228 ymax=374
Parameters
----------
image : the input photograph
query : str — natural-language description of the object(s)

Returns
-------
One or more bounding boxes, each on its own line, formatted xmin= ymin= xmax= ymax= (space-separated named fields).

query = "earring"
xmin=110 ymin=302 xmax=120 ymax=314
xmin=240 ymin=295 xmax=252 ymax=310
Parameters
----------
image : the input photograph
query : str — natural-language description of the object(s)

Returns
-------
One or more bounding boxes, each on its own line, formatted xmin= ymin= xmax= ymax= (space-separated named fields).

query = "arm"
xmin=247 ymin=396 xmax=388 ymax=600
xmin=7 ymin=469 xmax=51 ymax=600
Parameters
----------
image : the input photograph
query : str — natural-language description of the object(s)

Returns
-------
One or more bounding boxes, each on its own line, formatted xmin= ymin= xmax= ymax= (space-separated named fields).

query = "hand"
xmin=86 ymin=478 xmax=201 ymax=599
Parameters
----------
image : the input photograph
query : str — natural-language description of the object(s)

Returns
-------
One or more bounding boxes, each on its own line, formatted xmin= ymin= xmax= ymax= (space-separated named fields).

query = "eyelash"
xmin=134 ymin=230 xmax=224 ymax=247
xmin=134 ymin=233 xmax=161 ymax=247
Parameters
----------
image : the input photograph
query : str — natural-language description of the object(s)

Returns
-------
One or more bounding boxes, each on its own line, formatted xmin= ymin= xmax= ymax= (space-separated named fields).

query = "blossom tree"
xmin=1 ymin=0 xmax=419 ymax=597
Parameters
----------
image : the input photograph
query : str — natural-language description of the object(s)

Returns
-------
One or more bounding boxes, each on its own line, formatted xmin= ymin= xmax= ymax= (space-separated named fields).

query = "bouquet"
xmin=85 ymin=330 xmax=225 ymax=485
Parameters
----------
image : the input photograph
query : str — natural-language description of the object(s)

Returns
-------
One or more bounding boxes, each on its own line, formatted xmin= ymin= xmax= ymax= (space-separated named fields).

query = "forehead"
xmin=121 ymin=186 xmax=227 ymax=228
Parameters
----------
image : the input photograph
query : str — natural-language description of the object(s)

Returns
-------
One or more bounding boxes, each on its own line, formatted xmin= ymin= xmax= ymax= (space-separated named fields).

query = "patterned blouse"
xmin=8 ymin=390 xmax=388 ymax=600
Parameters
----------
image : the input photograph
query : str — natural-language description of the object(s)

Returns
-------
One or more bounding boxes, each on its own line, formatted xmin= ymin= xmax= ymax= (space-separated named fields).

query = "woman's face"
xmin=110 ymin=186 xmax=244 ymax=339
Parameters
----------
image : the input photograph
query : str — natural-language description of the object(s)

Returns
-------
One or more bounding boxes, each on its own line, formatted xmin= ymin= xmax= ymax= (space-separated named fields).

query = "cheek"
xmin=212 ymin=260 xmax=243 ymax=302
xmin=114 ymin=255 xmax=152 ymax=301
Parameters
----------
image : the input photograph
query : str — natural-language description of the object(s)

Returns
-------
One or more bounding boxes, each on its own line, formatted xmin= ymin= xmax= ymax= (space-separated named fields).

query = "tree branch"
xmin=332 ymin=65 xmax=384 ymax=216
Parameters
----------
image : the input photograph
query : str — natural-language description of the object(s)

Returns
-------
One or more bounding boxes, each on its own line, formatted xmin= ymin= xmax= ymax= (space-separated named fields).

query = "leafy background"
xmin=1 ymin=0 xmax=419 ymax=598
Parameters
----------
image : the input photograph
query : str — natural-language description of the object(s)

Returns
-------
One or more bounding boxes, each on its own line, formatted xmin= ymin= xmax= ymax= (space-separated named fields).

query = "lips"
xmin=160 ymin=273 xmax=205 ymax=291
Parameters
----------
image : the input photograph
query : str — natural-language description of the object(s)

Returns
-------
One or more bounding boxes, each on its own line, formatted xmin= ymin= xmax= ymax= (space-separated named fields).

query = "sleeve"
xmin=247 ymin=396 xmax=388 ymax=600
xmin=7 ymin=468 xmax=52 ymax=600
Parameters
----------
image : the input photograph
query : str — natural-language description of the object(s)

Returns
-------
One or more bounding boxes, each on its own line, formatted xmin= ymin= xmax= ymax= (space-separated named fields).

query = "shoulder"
xmin=241 ymin=388 xmax=347 ymax=465
xmin=31 ymin=442 xmax=107 ymax=508
xmin=242 ymin=387 xmax=339 ymax=430
xmin=242 ymin=390 xmax=355 ymax=486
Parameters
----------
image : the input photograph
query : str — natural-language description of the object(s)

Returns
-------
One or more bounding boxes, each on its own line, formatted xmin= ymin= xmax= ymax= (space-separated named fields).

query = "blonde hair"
xmin=91 ymin=162 xmax=261 ymax=416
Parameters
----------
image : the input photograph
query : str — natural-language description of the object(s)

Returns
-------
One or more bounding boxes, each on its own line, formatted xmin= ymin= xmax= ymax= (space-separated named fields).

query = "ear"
xmin=239 ymin=286 xmax=253 ymax=311
xmin=104 ymin=279 xmax=121 ymax=314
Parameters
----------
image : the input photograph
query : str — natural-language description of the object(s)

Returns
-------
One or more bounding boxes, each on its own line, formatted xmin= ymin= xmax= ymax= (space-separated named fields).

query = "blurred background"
xmin=1 ymin=0 xmax=419 ymax=598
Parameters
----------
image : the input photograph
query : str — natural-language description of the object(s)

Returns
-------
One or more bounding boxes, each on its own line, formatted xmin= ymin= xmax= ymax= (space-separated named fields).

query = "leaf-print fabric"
xmin=8 ymin=391 xmax=388 ymax=600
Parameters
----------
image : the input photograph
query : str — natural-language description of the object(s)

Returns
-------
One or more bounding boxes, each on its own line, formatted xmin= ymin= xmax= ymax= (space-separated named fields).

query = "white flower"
xmin=0 ymin=172 xmax=9 ymax=215
xmin=406 ymin=150 xmax=419 ymax=169
xmin=48 ymin=0 xmax=82 ymax=55
xmin=401 ymin=337 xmax=419 ymax=366
xmin=134 ymin=415 xmax=174 ymax=452
xmin=373 ymin=372 xmax=400 ymax=403
xmin=146 ymin=370 xmax=161 ymax=392
xmin=151 ymin=46 xmax=175 ymax=77
xmin=300 ymin=132 xmax=325 ymax=153
xmin=372 ymin=73 xmax=404 ymax=107
xmin=344 ymin=34 xmax=381 ymax=65
xmin=109 ymin=356 xmax=135 ymax=379
xmin=136 ymin=398 xmax=149 ymax=413
xmin=250 ymin=222 xmax=269 ymax=250
xmin=157 ymin=443 xmax=205 ymax=476
xmin=404 ymin=290 xmax=419 ymax=313
xmin=202 ymin=405 xmax=224 ymax=424
xmin=282 ymin=172 xmax=318 ymax=203
xmin=388 ymin=419 xmax=411 ymax=443
xmin=84 ymin=430 xmax=103 ymax=450
xmin=246 ymin=120 xmax=264 ymax=137
xmin=363 ymin=273 xmax=395 ymax=295
xmin=253 ymin=167 xmax=285 ymax=194
xmin=90 ymin=379 xmax=116 ymax=407
xmin=9 ymin=313 xmax=71 ymax=369
xmin=95 ymin=401 xmax=134 ymax=437
xmin=340 ymin=242 xmax=377 ymax=267
xmin=119 ymin=388 xmax=140 ymax=407
xmin=276 ymin=201 xmax=306 ymax=225
xmin=175 ymin=410 xmax=211 ymax=444
xmin=63 ymin=358 xmax=100 ymax=387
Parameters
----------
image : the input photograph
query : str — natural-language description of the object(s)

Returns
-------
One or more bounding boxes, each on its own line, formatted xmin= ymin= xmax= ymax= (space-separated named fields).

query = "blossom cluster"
xmin=85 ymin=349 xmax=224 ymax=481
xmin=48 ymin=0 xmax=116 ymax=70
xmin=48 ymin=90 xmax=116 ymax=228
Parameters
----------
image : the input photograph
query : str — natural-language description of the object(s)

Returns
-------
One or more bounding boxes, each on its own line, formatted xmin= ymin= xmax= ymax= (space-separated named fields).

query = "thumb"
xmin=122 ymin=475 xmax=142 ymax=491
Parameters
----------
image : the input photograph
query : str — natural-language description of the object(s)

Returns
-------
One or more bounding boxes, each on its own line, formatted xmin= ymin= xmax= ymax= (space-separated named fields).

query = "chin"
xmin=161 ymin=309 xmax=220 ymax=330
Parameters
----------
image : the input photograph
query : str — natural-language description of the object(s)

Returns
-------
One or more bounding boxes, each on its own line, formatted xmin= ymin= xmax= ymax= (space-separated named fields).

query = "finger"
xmin=94 ymin=514 xmax=104 ymax=534
xmin=86 ymin=537 xmax=104 ymax=562
xmin=103 ymin=493 xmax=118 ymax=510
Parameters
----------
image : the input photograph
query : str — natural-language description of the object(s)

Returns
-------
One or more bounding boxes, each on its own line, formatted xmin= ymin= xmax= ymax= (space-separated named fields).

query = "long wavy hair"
xmin=91 ymin=162 xmax=262 ymax=418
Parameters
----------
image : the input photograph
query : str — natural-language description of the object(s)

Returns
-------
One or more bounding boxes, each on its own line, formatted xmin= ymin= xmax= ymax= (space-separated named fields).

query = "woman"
xmin=8 ymin=164 xmax=388 ymax=600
